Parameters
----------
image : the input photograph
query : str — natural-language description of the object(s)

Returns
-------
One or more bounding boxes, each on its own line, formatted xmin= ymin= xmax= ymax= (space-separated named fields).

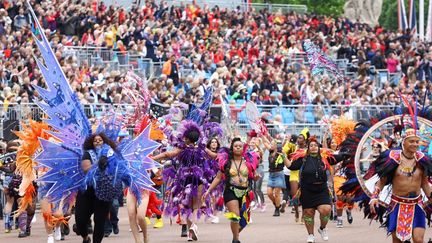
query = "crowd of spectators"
xmin=0 ymin=0 xmax=431 ymax=119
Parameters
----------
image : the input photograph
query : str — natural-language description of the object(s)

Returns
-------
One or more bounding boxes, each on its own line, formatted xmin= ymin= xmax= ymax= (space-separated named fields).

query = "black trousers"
xmin=75 ymin=188 xmax=111 ymax=243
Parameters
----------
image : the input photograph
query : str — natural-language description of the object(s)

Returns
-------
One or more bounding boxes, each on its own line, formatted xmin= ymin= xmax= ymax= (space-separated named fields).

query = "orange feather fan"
xmin=14 ymin=120 xmax=53 ymax=215
xmin=330 ymin=116 xmax=356 ymax=146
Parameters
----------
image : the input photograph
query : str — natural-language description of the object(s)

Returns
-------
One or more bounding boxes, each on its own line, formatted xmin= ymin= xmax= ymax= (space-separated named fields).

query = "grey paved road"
xmin=1 ymin=205 xmax=431 ymax=243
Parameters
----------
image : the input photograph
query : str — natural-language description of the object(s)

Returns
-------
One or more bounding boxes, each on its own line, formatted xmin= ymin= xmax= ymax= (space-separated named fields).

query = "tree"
xmin=254 ymin=0 xmax=345 ymax=16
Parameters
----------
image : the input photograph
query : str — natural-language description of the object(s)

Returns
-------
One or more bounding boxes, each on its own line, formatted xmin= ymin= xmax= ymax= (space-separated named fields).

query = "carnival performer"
xmin=260 ymin=135 xmax=287 ymax=217
xmin=152 ymin=121 xmax=217 ymax=241
xmin=153 ymin=87 xmax=220 ymax=241
xmin=13 ymin=120 xmax=68 ymax=243
xmin=249 ymin=137 xmax=265 ymax=212
xmin=0 ymin=141 xmax=27 ymax=237
xmin=369 ymin=127 xmax=432 ymax=243
xmin=21 ymin=5 xmax=159 ymax=243
xmin=284 ymin=128 xmax=309 ymax=222
xmin=76 ymin=133 xmax=128 ymax=243
xmin=202 ymin=137 xmax=260 ymax=243
xmin=206 ymin=137 xmax=223 ymax=224
xmin=145 ymin=168 xmax=164 ymax=228
xmin=0 ymin=144 xmax=17 ymax=234
xmin=286 ymin=137 xmax=347 ymax=243
xmin=124 ymin=116 xmax=163 ymax=243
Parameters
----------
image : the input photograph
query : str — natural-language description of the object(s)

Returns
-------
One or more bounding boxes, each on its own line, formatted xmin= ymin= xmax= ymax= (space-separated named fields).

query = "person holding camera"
xmin=260 ymin=134 xmax=291 ymax=217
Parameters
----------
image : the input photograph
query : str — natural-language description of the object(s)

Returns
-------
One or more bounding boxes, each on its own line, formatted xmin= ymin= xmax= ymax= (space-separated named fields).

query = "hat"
xmin=299 ymin=127 xmax=310 ymax=140
xmin=251 ymin=92 xmax=257 ymax=97
xmin=236 ymin=84 xmax=246 ymax=92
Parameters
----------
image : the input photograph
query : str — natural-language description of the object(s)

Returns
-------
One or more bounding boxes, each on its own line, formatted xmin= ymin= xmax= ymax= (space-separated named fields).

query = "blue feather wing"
xmin=186 ymin=87 xmax=213 ymax=124
xmin=29 ymin=7 xmax=91 ymax=153
xmin=35 ymin=139 xmax=84 ymax=203
xmin=122 ymin=125 xmax=161 ymax=194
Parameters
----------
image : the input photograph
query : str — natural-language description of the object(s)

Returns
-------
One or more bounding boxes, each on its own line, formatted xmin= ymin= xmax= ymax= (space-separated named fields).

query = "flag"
xmin=398 ymin=0 xmax=409 ymax=30
xmin=409 ymin=0 xmax=417 ymax=35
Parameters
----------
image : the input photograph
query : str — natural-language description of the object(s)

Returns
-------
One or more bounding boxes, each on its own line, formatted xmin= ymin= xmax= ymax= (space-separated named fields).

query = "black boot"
xmin=273 ymin=206 xmax=281 ymax=217
xmin=232 ymin=240 xmax=241 ymax=243
xmin=181 ymin=224 xmax=187 ymax=237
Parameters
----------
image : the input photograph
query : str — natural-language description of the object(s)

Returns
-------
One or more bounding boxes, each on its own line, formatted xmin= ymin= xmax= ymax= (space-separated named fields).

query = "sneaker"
xmin=154 ymin=218 xmax=164 ymax=228
xmin=5 ymin=228 xmax=11 ymax=233
xmin=187 ymin=233 xmax=193 ymax=242
xmin=346 ymin=210 xmax=353 ymax=224
xmin=260 ymin=203 xmax=267 ymax=212
xmin=104 ymin=232 xmax=110 ymax=237
xmin=128 ymin=226 xmax=142 ymax=233
xmin=181 ymin=224 xmax=188 ymax=237
xmin=145 ymin=217 xmax=151 ymax=225
xmin=47 ymin=235 xmax=55 ymax=243
xmin=307 ymin=234 xmax=315 ymax=243
xmin=280 ymin=200 xmax=287 ymax=213
xmin=54 ymin=226 xmax=62 ymax=240
xmin=189 ymin=224 xmax=198 ymax=241
xmin=210 ymin=216 xmax=219 ymax=224
xmin=336 ymin=219 xmax=343 ymax=228
xmin=318 ymin=228 xmax=329 ymax=241
xmin=18 ymin=231 xmax=28 ymax=238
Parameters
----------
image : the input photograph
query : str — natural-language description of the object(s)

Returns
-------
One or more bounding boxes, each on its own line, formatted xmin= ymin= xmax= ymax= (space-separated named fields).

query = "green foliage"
xmin=379 ymin=0 xmax=398 ymax=30
xmin=379 ymin=0 xmax=429 ymax=31
xmin=253 ymin=0 xmax=345 ymax=16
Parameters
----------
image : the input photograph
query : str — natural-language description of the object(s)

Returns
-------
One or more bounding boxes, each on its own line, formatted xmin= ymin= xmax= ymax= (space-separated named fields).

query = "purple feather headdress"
xmin=175 ymin=120 xmax=203 ymax=146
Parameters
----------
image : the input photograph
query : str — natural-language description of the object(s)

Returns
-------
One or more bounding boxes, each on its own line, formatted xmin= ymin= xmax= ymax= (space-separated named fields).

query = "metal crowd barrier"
xmin=158 ymin=0 xmax=307 ymax=14
xmin=0 ymin=103 xmax=397 ymax=139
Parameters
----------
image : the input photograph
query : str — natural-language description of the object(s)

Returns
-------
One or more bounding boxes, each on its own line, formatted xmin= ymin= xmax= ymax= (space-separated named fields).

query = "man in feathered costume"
xmin=338 ymin=97 xmax=432 ymax=243
xmin=369 ymin=126 xmax=432 ymax=243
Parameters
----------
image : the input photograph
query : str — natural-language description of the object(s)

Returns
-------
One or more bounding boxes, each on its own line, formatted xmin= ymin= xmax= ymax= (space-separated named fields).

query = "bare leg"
xmin=127 ymin=191 xmax=150 ymax=243
xmin=273 ymin=188 xmax=281 ymax=207
xmin=303 ymin=208 xmax=315 ymax=235
xmin=40 ymin=199 xmax=54 ymax=235
xmin=412 ymin=227 xmax=425 ymax=243
xmin=290 ymin=181 xmax=300 ymax=219
xmin=267 ymin=187 xmax=275 ymax=205
xmin=187 ymin=185 xmax=203 ymax=228
xmin=225 ymin=200 xmax=241 ymax=241
xmin=391 ymin=232 xmax=403 ymax=243
xmin=316 ymin=204 xmax=331 ymax=229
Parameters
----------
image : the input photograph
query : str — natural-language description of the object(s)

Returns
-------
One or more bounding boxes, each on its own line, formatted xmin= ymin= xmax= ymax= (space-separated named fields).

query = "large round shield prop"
xmin=354 ymin=115 xmax=432 ymax=204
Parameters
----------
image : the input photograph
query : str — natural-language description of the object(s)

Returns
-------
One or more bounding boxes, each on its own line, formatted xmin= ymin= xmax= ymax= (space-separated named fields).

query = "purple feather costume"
xmin=162 ymin=121 xmax=217 ymax=220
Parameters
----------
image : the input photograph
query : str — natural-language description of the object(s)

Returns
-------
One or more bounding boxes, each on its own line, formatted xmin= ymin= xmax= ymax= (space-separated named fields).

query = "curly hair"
xmin=83 ymin=133 xmax=117 ymax=151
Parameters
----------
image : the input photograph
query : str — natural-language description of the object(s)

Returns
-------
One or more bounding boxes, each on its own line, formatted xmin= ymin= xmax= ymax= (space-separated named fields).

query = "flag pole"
xmin=420 ymin=0 xmax=425 ymax=40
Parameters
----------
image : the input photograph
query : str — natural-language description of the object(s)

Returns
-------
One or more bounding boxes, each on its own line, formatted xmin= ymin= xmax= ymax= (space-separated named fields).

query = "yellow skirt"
xmin=289 ymin=170 xmax=299 ymax=182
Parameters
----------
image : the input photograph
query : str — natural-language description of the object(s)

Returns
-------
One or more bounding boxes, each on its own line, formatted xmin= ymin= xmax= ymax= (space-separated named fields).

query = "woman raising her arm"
xmin=202 ymin=137 xmax=261 ymax=243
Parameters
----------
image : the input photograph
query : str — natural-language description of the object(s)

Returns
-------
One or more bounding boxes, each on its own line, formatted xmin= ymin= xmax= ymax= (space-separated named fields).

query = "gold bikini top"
xmin=229 ymin=167 xmax=249 ymax=177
